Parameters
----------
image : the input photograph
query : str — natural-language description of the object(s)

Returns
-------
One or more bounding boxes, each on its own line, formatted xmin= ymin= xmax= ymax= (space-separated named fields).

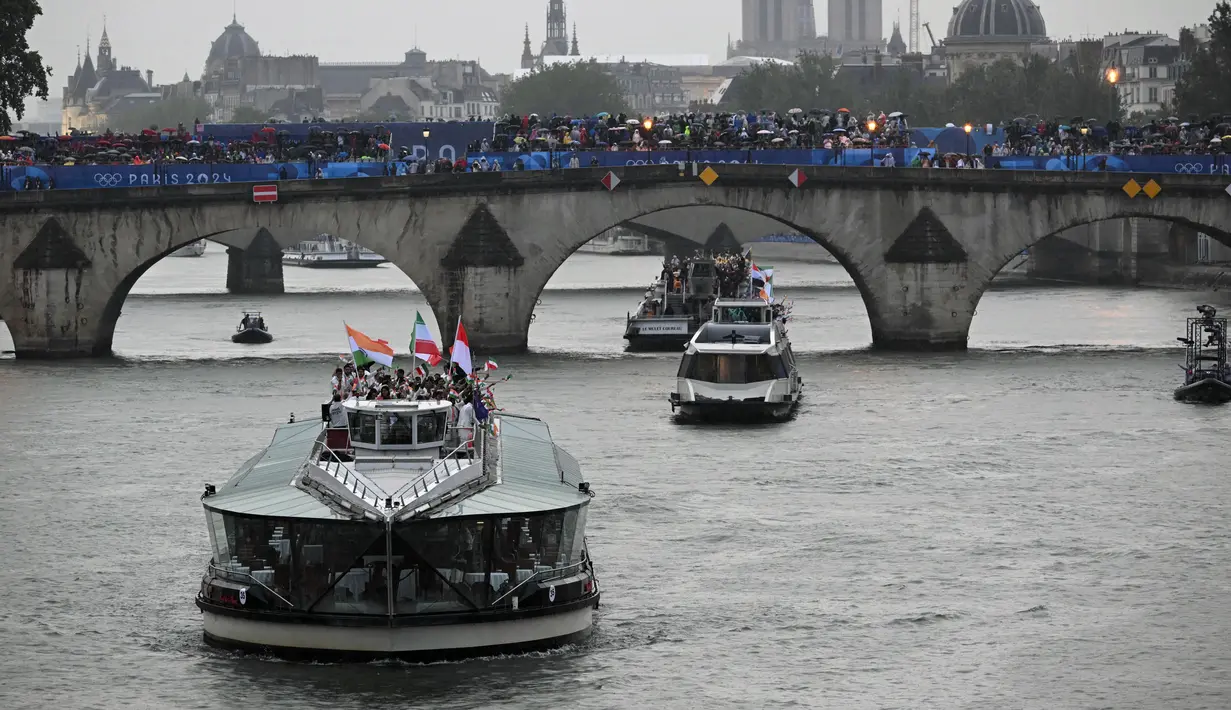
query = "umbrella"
xmin=837 ymin=108 xmax=850 ymax=113
xmin=261 ymin=127 xmax=277 ymax=134
xmin=889 ymin=111 xmax=904 ymax=118
xmin=757 ymin=129 xmax=773 ymax=135
xmin=788 ymin=108 xmax=803 ymax=114
xmin=378 ymin=143 xmax=390 ymax=150
xmin=596 ymin=112 xmax=610 ymax=118
xmin=626 ymin=119 xmax=640 ymax=126
xmin=832 ymin=128 xmax=847 ymax=134
xmin=0 ymin=136 xmax=16 ymax=141
xmin=657 ymin=139 xmax=673 ymax=145
xmin=771 ymin=137 xmax=785 ymax=143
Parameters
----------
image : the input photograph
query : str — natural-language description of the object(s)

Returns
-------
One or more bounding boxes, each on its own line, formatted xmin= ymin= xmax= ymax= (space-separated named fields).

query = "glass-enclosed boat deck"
xmin=196 ymin=398 xmax=597 ymax=657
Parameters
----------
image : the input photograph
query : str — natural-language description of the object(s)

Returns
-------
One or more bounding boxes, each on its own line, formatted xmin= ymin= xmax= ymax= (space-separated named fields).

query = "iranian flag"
xmin=450 ymin=319 xmax=473 ymax=376
xmin=485 ymin=359 xmax=499 ymax=371
xmin=345 ymin=323 xmax=395 ymax=367
xmin=409 ymin=311 xmax=442 ymax=366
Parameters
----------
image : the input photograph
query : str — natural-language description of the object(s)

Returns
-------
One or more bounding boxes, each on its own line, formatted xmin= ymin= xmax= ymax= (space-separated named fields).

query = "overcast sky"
xmin=24 ymin=0 xmax=1212 ymax=114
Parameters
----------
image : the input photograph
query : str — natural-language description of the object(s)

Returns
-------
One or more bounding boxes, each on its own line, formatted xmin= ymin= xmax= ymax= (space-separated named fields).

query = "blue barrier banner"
xmin=6 ymin=151 xmax=1231 ymax=191
xmin=4 ymin=162 xmax=310 ymax=191
xmin=202 ymin=122 xmax=495 ymax=162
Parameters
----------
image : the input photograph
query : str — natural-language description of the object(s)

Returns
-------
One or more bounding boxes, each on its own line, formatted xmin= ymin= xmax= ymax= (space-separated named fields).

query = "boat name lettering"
xmin=217 ymin=593 xmax=240 ymax=606
xmin=638 ymin=322 xmax=690 ymax=335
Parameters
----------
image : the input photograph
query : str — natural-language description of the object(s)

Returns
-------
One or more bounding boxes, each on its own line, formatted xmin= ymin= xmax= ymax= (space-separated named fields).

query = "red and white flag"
xmin=485 ymin=359 xmax=499 ymax=371
xmin=451 ymin=319 xmax=473 ymax=375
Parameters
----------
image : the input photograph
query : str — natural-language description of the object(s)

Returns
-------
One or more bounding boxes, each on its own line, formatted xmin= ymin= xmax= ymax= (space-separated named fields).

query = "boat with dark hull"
xmin=670 ymin=298 xmax=802 ymax=423
xmin=624 ymin=256 xmax=719 ymax=351
xmin=1174 ymin=305 xmax=1230 ymax=404
xmin=196 ymin=399 xmax=599 ymax=661
xmin=231 ymin=312 xmax=273 ymax=344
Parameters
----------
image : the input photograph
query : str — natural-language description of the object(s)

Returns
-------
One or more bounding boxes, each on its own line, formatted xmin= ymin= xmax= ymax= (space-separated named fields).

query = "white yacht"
xmin=196 ymin=399 xmax=599 ymax=661
xmin=282 ymin=234 xmax=387 ymax=268
xmin=670 ymin=298 xmax=802 ymax=422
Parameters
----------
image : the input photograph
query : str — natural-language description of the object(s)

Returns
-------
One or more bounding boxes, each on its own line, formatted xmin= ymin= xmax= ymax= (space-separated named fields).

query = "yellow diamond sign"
xmin=1122 ymin=179 xmax=1142 ymax=198
xmin=1142 ymin=179 xmax=1161 ymax=199
xmin=699 ymin=166 xmax=719 ymax=186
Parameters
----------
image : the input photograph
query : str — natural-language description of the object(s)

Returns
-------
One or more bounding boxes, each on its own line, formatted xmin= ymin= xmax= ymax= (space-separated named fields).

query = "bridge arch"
xmin=522 ymin=204 xmax=876 ymax=350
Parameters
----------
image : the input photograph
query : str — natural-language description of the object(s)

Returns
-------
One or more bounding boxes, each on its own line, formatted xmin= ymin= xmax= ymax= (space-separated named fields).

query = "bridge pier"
xmin=226 ymin=228 xmax=284 ymax=294
xmin=437 ymin=266 xmax=536 ymax=354
xmin=867 ymin=263 xmax=975 ymax=351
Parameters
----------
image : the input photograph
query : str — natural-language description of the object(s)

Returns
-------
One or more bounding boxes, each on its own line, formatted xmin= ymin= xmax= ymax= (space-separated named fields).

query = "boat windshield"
xmin=678 ymin=353 xmax=785 ymax=383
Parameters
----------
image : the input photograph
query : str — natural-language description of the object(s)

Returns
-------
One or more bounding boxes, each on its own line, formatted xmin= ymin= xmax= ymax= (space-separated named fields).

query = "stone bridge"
xmin=2 ymin=164 xmax=1230 ymax=358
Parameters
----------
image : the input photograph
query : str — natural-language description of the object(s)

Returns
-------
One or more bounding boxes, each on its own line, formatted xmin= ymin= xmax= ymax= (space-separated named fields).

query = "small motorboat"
xmin=1174 ymin=305 xmax=1230 ymax=404
xmin=232 ymin=311 xmax=274 ymax=344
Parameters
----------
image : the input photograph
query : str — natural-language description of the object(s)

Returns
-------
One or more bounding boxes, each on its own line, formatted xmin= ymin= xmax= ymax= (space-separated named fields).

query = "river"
xmin=0 ymin=248 xmax=1228 ymax=709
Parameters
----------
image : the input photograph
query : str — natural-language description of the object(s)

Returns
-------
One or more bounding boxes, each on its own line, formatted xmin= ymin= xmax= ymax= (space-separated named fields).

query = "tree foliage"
xmin=111 ymin=97 xmax=212 ymax=133
xmin=724 ymin=51 xmax=1119 ymax=127
xmin=0 ymin=0 xmax=52 ymax=134
xmin=499 ymin=61 xmax=628 ymax=116
xmin=1175 ymin=1 xmax=1231 ymax=116
xmin=228 ymin=105 xmax=268 ymax=124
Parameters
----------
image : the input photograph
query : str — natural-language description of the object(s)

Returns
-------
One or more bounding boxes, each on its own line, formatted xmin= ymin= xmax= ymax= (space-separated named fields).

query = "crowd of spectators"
xmin=0 ymin=123 xmax=397 ymax=168
xmin=476 ymin=110 xmax=913 ymax=153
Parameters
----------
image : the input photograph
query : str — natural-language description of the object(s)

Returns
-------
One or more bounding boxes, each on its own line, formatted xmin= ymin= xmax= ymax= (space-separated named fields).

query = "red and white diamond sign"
xmin=788 ymin=169 xmax=807 ymax=188
xmin=601 ymin=171 xmax=621 ymax=191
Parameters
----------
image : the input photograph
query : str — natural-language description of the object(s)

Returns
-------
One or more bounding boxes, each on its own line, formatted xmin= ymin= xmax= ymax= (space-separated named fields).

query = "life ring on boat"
xmin=530 ymin=313 xmax=536 ymax=321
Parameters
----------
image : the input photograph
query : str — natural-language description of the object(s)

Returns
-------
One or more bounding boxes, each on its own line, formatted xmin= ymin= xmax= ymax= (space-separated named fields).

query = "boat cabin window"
xmin=348 ymin=412 xmax=378 ymax=445
xmin=381 ymin=413 xmax=415 ymax=446
xmin=715 ymin=305 xmax=769 ymax=324
xmin=680 ymin=353 xmax=780 ymax=383
xmin=416 ymin=411 xmax=447 ymax=445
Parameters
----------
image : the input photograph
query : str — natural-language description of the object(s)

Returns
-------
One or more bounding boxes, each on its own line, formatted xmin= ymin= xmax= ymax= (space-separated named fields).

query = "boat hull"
xmin=232 ymin=328 xmax=274 ymax=344
xmin=1174 ymin=378 xmax=1231 ymax=404
xmin=198 ymin=595 xmax=598 ymax=662
xmin=623 ymin=318 xmax=695 ymax=352
xmin=674 ymin=397 xmax=799 ymax=423
xmin=282 ymin=258 xmax=386 ymax=269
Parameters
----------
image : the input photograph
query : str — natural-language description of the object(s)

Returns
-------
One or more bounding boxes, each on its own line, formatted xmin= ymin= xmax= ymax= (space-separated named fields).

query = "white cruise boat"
xmin=577 ymin=228 xmax=654 ymax=255
xmin=282 ymin=234 xmax=387 ymax=268
xmin=196 ymin=399 xmax=599 ymax=661
xmin=170 ymin=241 xmax=207 ymax=257
xmin=670 ymin=298 xmax=802 ymax=422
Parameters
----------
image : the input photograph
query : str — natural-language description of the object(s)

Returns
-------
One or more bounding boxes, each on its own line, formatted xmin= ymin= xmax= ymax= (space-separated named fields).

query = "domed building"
xmin=199 ymin=15 xmax=321 ymax=122
xmin=205 ymin=15 xmax=262 ymax=77
xmin=943 ymin=0 xmax=1052 ymax=82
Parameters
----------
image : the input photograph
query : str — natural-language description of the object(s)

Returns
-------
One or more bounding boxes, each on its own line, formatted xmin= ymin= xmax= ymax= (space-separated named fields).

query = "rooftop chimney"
xmin=146 ymin=70 xmax=154 ymax=88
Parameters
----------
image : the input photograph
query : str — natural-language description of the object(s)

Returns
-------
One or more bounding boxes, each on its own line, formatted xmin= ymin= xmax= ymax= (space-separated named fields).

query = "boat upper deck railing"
xmin=490 ymin=556 xmax=591 ymax=608
xmin=306 ymin=437 xmax=384 ymax=511
xmin=391 ymin=427 xmax=490 ymax=516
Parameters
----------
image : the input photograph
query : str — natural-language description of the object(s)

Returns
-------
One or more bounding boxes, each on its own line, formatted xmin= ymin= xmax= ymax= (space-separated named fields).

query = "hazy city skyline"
xmin=22 ymin=0 xmax=1210 ymax=118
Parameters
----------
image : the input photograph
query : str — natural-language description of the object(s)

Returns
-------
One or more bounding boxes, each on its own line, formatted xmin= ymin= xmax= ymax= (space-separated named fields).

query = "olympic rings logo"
xmin=93 ymin=173 xmax=124 ymax=187
xmin=1173 ymin=163 xmax=1213 ymax=174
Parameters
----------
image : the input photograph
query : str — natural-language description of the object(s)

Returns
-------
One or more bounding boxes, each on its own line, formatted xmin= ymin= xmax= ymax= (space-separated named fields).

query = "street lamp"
xmin=1105 ymin=67 xmax=1120 ymax=121
xmin=963 ymin=123 xmax=973 ymax=162
xmin=1079 ymin=125 xmax=1090 ymax=169
xmin=867 ymin=120 xmax=878 ymax=166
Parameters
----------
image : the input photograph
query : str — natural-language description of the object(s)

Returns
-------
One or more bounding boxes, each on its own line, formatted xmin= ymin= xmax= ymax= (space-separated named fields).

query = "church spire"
xmin=570 ymin=23 xmax=579 ymax=55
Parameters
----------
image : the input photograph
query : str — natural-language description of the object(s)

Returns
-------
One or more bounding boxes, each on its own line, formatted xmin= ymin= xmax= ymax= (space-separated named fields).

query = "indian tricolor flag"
xmin=345 ymin=323 xmax=395 ymax=367
xmin=409 ymin=311 xmax=442 ymax=366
